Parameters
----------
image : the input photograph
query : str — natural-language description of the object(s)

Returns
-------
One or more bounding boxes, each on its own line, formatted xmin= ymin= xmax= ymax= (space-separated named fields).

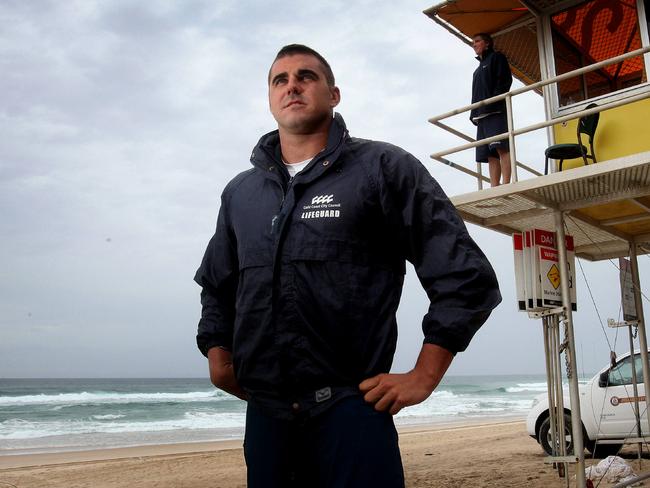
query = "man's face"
xmin=472 ymin=37 xmax=489 ymax=56
xmin=268 ymin=54 xmax=340 ymax=135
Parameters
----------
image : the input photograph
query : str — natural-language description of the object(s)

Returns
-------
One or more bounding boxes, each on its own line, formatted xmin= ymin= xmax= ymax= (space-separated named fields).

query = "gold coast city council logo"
xmin=301 ymin=194 xmax=341 ymax=220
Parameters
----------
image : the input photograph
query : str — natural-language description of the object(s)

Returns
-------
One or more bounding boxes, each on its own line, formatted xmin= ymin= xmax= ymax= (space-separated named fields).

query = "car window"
xmin=608 ymin=354 xmax=645 ymax=386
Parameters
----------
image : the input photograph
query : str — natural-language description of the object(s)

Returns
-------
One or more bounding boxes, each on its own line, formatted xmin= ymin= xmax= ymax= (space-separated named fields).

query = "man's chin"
xmin=279 ymin=114 xmax=331 ymax=135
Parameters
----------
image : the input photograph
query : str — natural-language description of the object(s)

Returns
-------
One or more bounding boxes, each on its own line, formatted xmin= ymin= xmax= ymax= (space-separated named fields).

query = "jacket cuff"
xmin=423 ymin=336 xmax=459 ymax=356
xmin=197 ymin=338 xmax=231 ymax=358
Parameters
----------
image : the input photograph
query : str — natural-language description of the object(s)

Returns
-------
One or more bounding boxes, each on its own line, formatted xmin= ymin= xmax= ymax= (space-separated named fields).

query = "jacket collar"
xmin=475 ymin=47 xmax=494 ymax=62
xmin=250 ymin=113 xmax=349 ymax=179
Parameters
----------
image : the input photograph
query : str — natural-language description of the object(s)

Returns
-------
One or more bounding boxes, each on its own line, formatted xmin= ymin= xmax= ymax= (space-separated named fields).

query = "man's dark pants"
xmin=244 ymin=395 xmax=405 ymax=488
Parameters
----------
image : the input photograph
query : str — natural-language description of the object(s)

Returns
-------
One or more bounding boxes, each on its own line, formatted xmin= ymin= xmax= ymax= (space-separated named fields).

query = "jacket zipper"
xmin=271 ymin=176 xmax=293 ymax=233
xmin=256 ymin=127 xmax=347 ymax=398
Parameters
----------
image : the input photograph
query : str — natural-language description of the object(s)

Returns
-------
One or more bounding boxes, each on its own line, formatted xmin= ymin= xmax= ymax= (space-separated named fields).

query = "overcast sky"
xmin=2 ymin=0 xmax=648 ymax=378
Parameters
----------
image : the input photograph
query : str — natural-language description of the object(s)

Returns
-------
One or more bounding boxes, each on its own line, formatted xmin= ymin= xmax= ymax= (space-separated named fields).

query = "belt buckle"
xmin=314 ymin=387 xmax=332 ymax=403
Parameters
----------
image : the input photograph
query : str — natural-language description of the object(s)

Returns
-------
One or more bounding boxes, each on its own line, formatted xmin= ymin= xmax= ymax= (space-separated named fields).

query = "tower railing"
xmin=428 ymin=45 xmax=650 ymax=190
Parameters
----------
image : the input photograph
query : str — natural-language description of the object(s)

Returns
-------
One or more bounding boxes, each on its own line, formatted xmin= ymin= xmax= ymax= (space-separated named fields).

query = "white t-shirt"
xmin=284 ymin=158 xmax=311 ymax=178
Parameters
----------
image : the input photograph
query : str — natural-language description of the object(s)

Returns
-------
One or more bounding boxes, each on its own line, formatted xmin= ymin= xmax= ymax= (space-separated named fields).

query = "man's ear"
xmin=330 ymin=86 xmax=341 ymax=108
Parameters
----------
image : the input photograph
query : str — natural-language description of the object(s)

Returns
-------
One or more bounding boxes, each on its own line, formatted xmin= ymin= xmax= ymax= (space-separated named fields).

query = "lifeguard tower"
xmin=423 ymin=1 xmax=650 ymax=486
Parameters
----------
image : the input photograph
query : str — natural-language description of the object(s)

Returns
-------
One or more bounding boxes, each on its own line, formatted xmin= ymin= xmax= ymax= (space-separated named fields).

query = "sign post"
xmin=554 ymin=211 xmax=586 ymax=488
xmin=513 ymin=224 xmax=583 ymax=484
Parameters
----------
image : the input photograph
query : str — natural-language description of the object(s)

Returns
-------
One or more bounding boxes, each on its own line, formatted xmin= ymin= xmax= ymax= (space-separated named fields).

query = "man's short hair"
xmin=269 ymin=44 xmax=336 ymax=87
xmin=473 ymin=33 xmax=493 ymax=49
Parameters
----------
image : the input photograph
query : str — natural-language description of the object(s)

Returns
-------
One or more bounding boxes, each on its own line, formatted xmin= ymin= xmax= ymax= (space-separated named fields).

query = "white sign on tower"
xmin=619 ymin=258 xmax=637 ymax=321
xmin=512 ymin=234 xmax=526 ymax=311
xmin=513 ymin=229 xmax=577 ymax=312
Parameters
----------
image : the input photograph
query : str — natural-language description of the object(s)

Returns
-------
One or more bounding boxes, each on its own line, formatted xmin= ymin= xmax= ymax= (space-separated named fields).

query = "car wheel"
xmin=587 ymin=441 xmax=622 ymax=458
xmin=539 ymin=413 xmax=574 ymax=455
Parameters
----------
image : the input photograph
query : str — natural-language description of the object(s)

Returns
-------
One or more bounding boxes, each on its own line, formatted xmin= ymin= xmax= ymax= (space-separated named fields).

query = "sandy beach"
xmin=2 ymin=419 xmax=647 ymax=487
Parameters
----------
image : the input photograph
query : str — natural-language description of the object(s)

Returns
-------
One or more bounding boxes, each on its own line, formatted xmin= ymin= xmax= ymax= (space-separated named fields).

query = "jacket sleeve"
xmin=492 ymin=52 xmax=513 ymax=96
xmin=379 ymin=150 xmax=502 ymax=354
xmin=194 ymin=193 xmax=239 ymax=357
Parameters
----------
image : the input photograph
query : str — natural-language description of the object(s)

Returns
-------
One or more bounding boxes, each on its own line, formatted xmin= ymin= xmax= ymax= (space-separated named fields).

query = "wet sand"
xmin=1 ymin=420 xmax=646 ymax=487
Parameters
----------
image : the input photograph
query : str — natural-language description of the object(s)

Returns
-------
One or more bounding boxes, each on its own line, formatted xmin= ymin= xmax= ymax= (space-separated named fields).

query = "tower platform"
xmin=450 ymin=151 xmax=650 ymax=261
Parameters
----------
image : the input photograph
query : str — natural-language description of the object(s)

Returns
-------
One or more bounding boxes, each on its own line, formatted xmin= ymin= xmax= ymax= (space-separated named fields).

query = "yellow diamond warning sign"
xmin=526 ymin=230 xmax=576 ymax=311
xmin=547 ymin=263 xmax=561 ymax=290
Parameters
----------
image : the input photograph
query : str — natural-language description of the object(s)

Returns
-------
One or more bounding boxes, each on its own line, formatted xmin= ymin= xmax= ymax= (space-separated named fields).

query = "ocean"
xmin=0 ymin=375 xmax=551 ymax=455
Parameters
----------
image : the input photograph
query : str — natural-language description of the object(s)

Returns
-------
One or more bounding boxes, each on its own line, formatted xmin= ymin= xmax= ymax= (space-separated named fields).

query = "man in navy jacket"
xmin=195 ymin=44 xmax=501 ymax=488
xmin=470 ymin=33 xmax=513 ymax=186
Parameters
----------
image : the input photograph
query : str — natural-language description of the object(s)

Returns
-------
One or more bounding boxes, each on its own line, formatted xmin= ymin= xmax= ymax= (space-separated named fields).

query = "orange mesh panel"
xmin=551 ymin=0 xmax=645 ymax=104
xmin=495 ymin=22 xmax=541 ymax=88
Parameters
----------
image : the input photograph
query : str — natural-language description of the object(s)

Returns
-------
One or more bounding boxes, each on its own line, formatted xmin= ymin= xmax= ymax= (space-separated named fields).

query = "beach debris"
xmin=584 ymin=456 xmax=636 ymax=484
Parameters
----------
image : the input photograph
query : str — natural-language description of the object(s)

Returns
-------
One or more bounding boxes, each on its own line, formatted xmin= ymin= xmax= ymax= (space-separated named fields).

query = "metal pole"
xmin=426 ymin=11 xmax=472 ymax=48
xmin=427 ymin=46 xmax=650 ymax=124
xmin=431 ymin=121 xmax=541 ymax=176
xmin=629 ymin=241 xmax=650 ymax=436
xmin=477 ymin=162 xmax=483 ymax=190
xmin=432 ymin=156 xmax=491 ymax=183
xmin=430 ymin=91 xmax=650 ymax=160
xmin=505 ymin=94 xmax=518 ymax=183
xmin=554 ymin=210 xmax=586 ymax=487
xmin=535 ymin=14 xmax=556 ymax=161
xmin=613 ymin=472 xmax=650 ymax=488
xmin=544 ymin=316 xmax=558 ymax=462
xmin=551 ymin=316 xmax=560 ymax=459
xmin=628 ymin=324 xmax=643 ymax=461
xmin=553 ymin=314 xmax=568 ymax=477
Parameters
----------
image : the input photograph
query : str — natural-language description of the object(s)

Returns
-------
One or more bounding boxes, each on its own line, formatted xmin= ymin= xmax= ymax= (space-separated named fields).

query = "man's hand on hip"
xmin=359 ymin=343 xmax=453 ymax=415
xmin=359 ymin=370 xmax=437 ymax=415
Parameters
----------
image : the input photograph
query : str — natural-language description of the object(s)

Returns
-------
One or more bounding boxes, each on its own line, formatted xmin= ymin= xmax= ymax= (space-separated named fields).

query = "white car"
xmin=526 ymin=350 xmax=648 ymax=456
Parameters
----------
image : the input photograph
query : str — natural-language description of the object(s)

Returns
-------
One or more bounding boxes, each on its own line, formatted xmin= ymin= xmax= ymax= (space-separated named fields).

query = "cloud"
xmin=1 ymin=0 xmax=633 ymax=378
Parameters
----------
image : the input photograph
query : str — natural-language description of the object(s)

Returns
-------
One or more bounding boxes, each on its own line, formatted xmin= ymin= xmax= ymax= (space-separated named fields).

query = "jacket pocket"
xmin=235 ymin=248 xmax=273 ymax=322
